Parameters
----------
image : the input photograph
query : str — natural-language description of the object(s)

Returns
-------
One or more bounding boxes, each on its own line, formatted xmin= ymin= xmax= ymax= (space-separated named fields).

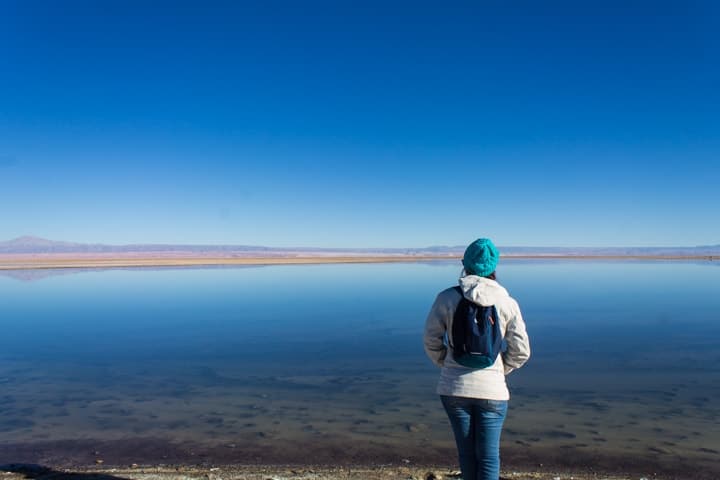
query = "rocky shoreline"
xmin=0 ymin=463 xmax=664 ymax=480
xmin=2 ymin=437 xmax=717 ymax=480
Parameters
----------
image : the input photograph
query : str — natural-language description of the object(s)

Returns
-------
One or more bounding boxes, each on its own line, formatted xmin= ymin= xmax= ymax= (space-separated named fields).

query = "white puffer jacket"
xmin=423 ymin=274 xmax=530 ymax=400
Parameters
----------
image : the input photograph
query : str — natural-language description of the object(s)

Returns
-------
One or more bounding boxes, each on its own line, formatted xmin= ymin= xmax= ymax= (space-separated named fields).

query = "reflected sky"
xmin=3 ymin=260 xmax=718 ymax=361
xmin=1 ymin=260 xmax=718 ymax=474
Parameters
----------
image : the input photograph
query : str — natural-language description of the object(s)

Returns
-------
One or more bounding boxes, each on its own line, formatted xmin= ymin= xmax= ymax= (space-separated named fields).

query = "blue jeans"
xmin=441 ymin=395 xmax=508 ymax=480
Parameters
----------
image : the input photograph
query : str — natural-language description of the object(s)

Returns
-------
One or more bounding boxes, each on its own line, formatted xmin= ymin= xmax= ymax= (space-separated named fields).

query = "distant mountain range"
xmin=1 ymin=236 xmax=719 ymax=257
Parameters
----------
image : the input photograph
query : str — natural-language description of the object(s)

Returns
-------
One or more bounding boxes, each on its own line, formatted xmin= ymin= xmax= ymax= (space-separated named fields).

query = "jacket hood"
xmin=458 ymin=274 xmax=509 ymax=307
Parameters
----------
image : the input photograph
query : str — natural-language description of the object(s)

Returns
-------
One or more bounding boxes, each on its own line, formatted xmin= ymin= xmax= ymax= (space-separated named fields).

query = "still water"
xmin=1 ymin=260 xmax=719 ymax=478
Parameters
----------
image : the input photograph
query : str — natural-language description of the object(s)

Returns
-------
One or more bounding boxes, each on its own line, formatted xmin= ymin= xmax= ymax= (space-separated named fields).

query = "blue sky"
xmin=1 ymin=1 xmax=718 ymax=248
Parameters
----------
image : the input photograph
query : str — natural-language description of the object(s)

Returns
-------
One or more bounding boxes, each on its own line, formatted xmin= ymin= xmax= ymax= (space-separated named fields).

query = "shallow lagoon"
xmin=1 ymin=260 xmax=719 ymax=478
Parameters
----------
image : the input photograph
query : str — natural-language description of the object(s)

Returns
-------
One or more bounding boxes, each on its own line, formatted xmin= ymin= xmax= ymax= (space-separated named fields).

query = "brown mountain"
xmin=1 ymin=236 xmax=718 ymax=256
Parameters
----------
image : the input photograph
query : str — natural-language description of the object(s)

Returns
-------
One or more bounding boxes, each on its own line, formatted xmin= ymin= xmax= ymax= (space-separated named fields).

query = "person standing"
xmin=423 ymin=238 xmax=530 ymax=480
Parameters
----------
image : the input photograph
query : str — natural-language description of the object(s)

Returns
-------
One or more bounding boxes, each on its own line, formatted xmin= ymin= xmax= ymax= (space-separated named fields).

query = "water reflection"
xmin=0 ymin=261 xmax=718 ymax=477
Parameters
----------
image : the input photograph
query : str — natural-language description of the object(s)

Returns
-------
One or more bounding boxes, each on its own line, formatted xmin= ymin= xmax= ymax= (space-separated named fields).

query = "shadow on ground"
xmin=0 ymin=464 xmax=131 ymax=480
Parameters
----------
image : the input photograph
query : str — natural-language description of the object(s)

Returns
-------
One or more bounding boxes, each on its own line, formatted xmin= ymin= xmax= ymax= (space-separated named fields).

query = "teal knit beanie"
xmin=462 ymin=238 xmax=499 ymax=277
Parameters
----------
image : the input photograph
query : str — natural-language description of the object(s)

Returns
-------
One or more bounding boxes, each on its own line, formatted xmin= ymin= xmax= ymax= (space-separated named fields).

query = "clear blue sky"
xmin=1 ymin=1 xmax=718 ymax=248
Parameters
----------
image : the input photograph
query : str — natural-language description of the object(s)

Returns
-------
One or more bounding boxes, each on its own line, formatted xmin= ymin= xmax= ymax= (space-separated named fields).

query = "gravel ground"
xmin=0 ymin=464 xmax=653 ymax=480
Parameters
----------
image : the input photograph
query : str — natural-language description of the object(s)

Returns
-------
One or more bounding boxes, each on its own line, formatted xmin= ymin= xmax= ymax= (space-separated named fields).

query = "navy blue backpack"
xmin=450 ymin=286 xmax=505 ymax=369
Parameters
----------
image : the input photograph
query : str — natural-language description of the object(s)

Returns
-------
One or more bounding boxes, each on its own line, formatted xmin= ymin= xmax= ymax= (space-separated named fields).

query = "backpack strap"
xmin=449 ymin=286 xmax=466 ymax=349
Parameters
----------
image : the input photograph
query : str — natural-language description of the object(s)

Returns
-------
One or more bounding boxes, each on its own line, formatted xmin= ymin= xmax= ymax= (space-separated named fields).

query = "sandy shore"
xmin=0 ymin=255 xmax=455 ymax=270
xmin=0 ymin=254 xmax=716 ymax=271
xmin=3 ymin=436 xmax=714 ymax=480
xmin=0 ymin=464 xmax=646 ymax=480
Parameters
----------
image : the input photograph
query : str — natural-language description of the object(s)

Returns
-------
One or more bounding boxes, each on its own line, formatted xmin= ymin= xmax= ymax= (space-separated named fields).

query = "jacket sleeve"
xmin=502 ymin=301 xmax=531 ymax=375
xmin=423 ymin=293 xmax=449 ymax=367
